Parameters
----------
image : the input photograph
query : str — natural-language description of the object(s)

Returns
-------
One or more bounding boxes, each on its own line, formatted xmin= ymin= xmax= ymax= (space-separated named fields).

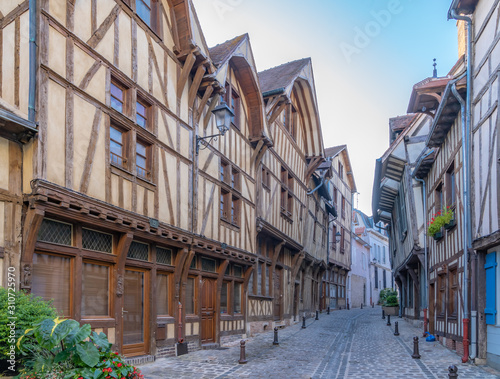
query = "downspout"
xmin=414 ymin=176 xmax=428 ymax=337
xmin=451 ymin=81 xmax=471 ymax=363
xmin=449 ymin=4 xmax=473 ymax=363
xmin=28 ymin=0 xmax=37 ymax=122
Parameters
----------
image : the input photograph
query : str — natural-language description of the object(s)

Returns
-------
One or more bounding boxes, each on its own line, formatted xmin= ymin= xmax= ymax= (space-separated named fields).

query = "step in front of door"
xmin=124 ymin=355 xmax=155 ymax=366
xmin=202 ymin=342 xmax=220 ymax=350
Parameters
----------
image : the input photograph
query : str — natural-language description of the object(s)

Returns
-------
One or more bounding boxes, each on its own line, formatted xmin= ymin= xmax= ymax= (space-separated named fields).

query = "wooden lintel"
xmin=291 ymin=251 xmax=305 ymax=281
xmin=177 ymin=53 xmax=196 ymax=99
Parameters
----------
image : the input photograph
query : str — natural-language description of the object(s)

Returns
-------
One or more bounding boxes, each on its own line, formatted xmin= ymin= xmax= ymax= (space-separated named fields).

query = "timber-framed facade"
xmin=0 ymin=0 xmax=340 ymax=360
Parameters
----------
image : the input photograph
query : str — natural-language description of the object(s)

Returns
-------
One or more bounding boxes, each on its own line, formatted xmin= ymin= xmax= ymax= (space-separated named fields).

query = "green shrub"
xmin=385 ymin=295 xmax=399 ymax=307
xmin=17 ymin=317 xmax=144 ymax=379
xmin=0 ymin=287 xmax=57 ymax=373
xmin=378 ymin=288 xmax=397 ymax=305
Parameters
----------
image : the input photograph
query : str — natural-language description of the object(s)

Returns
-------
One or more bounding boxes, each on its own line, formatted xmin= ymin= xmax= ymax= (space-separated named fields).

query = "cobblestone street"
xmin=138 ymin=307 xmax=500 ymax=378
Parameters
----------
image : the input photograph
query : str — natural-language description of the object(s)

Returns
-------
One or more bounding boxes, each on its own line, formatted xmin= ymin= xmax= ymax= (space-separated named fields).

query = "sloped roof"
xmin=209 ymin=34 xmax=247 ymax=66
xmin=355 ymin=226 xmax=366 ymax=235
xmin=355 ymin=209 xmax=374 ymax=229
xmin=390 ymin=114 xmax=418 ymax=133
xmin=325 ymin=145 xmax=346 ymax=158
xmin=258 ymin=58 xmax=311 ymax=94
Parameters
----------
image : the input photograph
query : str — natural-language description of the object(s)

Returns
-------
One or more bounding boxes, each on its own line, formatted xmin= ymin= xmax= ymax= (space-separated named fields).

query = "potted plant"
xmin=443 ymin=207 xmax=456 ymax=230
xmin=427 ymin=207 xmax=454 ymax=240
xmin=381 ymin=289 xmax=399 ymax=316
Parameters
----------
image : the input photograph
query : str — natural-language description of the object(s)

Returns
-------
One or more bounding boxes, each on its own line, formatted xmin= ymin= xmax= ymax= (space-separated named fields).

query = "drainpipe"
xmin=449 ymin=4 xmax=473 ymax=363
xmin=28 ymin=0 xmax=37 ymax=122
xmin=414 ymin=175 xmax=428 ymax=336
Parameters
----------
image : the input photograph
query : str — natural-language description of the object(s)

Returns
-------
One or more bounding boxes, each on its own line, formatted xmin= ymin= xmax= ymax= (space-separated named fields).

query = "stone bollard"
xmin=302 ymin=316 xmax=306 ymax=329
xmin=361 ymin=303 xmax=363 ymax=309
xmin=315 ymin=310 xmax=319 ymax=320
xmin=327 ymin=307 xmax=330 ymax=315
xmin=394 ymin=321 xmax=400 ymax=336
xmin=238 ymin=340 xmax=247 ymax=364
xmin=412 ymin=337 xmax=421 ymax=359
xmin=382 ymin=309 xmax=385 ymax=319
xmin=387 ymin=314 xmax=391 ymax=326
xmin=448 ymin=365 xmax=458 ymax=378
xmin=273 ymin=327 xmax=279 ymax=346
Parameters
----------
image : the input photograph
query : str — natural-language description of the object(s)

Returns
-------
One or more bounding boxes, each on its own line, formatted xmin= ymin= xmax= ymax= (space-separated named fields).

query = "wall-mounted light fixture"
xmin=335 ymin=231 xmax=341 ymax=244
xmin=196 ymin=101 xmax=234 ymax=155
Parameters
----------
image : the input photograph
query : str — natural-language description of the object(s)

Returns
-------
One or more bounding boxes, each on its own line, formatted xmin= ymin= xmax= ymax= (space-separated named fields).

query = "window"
xmin=231 ymin=167 xmax=240 ymax=191
xmin=136 ymin=140 xmax=151 ymax=180
xmin=374 ymin=267 xmax=378 ymax=289
xmin=284 ymin=104 xmax=297 ymax=140
xmin=383 ymin=246 xmax=386 ymax=264
xmin=280 ymin=167 xmax=294 ymax=218
xmin=110 ymin=80 xmax=128 ymax=114
xmin=128 ymin=241 xmax=149 ymax=261
xmin=383 ymin=270 xmax=387 ymax=289
xmin=82 ymin=228 xmax=113 ymax=253
xmin=485 ymin=252 xmax=497 ymax=325
xmin=220 ymin=161 xmax=241 ymax=226
xmin=435 ymin=183 xmax=443 ymax=212
xmin=331 ymin=224 xmax=337 ymax=251
xmin=32 ymin=253 xmax=72 ymax=317
xmin=201 ymin=257 xmax=217 ymax=272
xmin=262 ymin=166 xmax=270 ymax=189
xmin=397 ymin=181 xmax=408 ymax=240
xmin=341 ymin=196 xmax=346 ymax=219
xmin=136 ymin=0 xmax=152 ymax=26
xmin=449 ymin=268 xmax=458 ymax=317
xmin=338 ymin=162 xmax=344 ymax=180
xmin=340 ymin=228 xmax=345 ymax=254
xmin=156 ymin=247 xmax=173 ymax=265
xmin=136 ymin=97 xmax=151 ymax=130
xmin=110 ymin=125 xmax=128 ymax=169
xmin=438 ymin=274 xmax=446 ymax=316
xmin=224 ymin=83 xmax=240 ymax=128
xmin=185 ymin=277 xmax=195 ymax=314
xmin=234 ymin=282 xmax=242 ymax=313
xmin=37 ymin=219 xmax=72 ymax=246
xmin=333 ymin=187 xmax=338 ymax=206
xmin=156 ymin=273 xmax=169 ymax=315
xmin=257 ymin=263 xmax=262 ymax=295
xmin=220 ymin=160 xmax=229 ymax=183
xmin=446 ymin=163 xmax=455 ymax=207
xmin=220 ymin=282 xmax=229 ymax=314
xmin=82 ymin=262 xmax=109 ymax=317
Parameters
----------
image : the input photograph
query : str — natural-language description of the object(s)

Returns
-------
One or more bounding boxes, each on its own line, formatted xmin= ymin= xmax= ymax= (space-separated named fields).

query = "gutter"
xmin=262 ymin=88 xmax=285 ymax=98
xmin=449 ymin=3 xmax=473 ymax=363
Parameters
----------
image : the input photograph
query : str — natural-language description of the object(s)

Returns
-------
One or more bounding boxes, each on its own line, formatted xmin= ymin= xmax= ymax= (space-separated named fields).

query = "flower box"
xmin=444 ymin=218 xmax=456 ymax=230
xmin=433 ymin=230 xmax=444 ymax=240
xmin=383 ymin=305 xmax=399 ymax=316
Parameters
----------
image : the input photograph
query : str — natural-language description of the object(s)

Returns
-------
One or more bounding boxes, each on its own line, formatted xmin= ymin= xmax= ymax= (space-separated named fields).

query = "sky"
xmin=191 ymin=0 xmax=459 ymax=216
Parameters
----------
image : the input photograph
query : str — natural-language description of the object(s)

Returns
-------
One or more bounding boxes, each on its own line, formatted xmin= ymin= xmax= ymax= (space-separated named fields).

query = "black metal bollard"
xmin=238 ymin=340 xmax=247 ymax=364
xmin=448 ymin=365 xmax=458 ymax=378
xmin=387 ymin=314 xmax=391 ymax=326
xmin=412 ymin=337 xmax=421 ymax=359
xmin=327 ymin=307 xmax=330 ymax=315
xmin=347 ymin=303 xmax=350 ymax=310
xmin=394 ymin=321 xmax=400 ymax=336
xmin=382 ymin=309 xmax=385 ymax=319
xmin=273 ymin=327 xmax=279 ymax=346
xmin=361 ymin=303 xmax=363 ymax=309
xmin=372 ymin=303 xmax=374 ymax=308
xmin=315 ymin=310 xmax=319 ymax=320
xmin=302 ymin=316 xmax=306 ymax=329
xmin=339 ymin=306 xmax=341 ymax=310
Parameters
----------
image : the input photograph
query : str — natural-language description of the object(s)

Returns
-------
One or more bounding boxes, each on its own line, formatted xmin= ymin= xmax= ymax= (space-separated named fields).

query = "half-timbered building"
xmin=411 ymin=59 xmax=468 ymax=356
xmin=324 ymin=145 xmax=355 ymax=310
xmin=373 ymin=113 xmax=432 ymax=320
xmin=247 ymin=58 xmax=326 ymax=333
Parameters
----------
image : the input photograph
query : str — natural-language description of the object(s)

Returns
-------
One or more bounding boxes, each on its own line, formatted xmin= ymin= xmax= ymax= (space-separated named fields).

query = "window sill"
xmin=220 ymin=218 xmax=240 ymax=231
xmin=280 ymin=210 xmax=293 ymax=223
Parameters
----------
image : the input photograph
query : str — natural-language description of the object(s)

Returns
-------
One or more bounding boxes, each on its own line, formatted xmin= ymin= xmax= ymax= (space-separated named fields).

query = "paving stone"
xmin=138 ymin=308 xmax=500 ymax=378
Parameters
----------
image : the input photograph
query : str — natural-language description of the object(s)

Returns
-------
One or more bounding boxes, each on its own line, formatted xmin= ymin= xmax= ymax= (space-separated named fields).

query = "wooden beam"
xmin=188 ymin=65 xmax=206 ymax=108
xmin=250 ymin=139 xmax=265 ymax=165
xmin=21 ymin=207 xmax=45 ymax=265
xmin=203 ymin=96 xmax=219 ymax=130
xmin=195 ymin=85 xmax=213 ymax=125
xmin=177 ymin=53 xmax=196 ymax=99
xmin=87 ymin=5 xmax=120 ymax=49
xmin=268 ymin=101 xmax=287 ymax=125
xmin=80 ymin=109 xmax=102 ymax=194
xmin=270 ymin=240 xmax=285 ymax=297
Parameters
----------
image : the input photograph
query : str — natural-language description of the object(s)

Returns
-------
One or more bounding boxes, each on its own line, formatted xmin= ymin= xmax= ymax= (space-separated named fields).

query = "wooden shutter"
xmin=485 ymin=252 xmax=497 ymax=325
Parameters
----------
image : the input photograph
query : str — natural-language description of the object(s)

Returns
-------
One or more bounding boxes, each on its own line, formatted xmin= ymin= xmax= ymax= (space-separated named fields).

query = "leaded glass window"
xmin=82 ymin=228 xmax=112 ymax=253
xmin=201 ymin=257 xmax=216 ymax=272
xmin=127 ymin=241 xmax=149 ymax=261
xmin=37 ymin=219 xmax=72 ymax=246
xmin=156 ymin=247 xmax=173 ymax=265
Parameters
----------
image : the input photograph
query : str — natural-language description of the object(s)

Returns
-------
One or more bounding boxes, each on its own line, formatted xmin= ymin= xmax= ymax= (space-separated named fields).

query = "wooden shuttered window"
xmin=485 ymin=252 xmax=497 ymax=325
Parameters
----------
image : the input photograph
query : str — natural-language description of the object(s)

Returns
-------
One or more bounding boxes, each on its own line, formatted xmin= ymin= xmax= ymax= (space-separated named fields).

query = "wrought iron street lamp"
xmin=196 ymin=101 xmax=234 ymax=155
xmin=335 ymin=231 xmax=341 ymax=244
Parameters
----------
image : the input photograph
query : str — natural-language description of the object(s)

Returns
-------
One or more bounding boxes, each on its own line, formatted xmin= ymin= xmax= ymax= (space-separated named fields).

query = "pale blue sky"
xmin=192 ymin=0 xmax=459 ymax=215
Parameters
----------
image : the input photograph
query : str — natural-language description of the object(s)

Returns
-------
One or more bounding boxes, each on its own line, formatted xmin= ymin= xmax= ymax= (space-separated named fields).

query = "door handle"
xmin=122 ymin=308 xmax=128 ymax=315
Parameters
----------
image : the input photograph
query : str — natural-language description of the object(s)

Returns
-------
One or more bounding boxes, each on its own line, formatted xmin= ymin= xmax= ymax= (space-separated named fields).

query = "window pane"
xmin=136 ymin=0 xmax=151 ymax=26
xmin=137 ymin=114 xmax=146 ymax=128
xmin=37 ymin=219 xmax=72 ymax=246
xmin=185 ymin=277 xmax=195 ymax=314
xmin=128 ymin=241 xmax=149 ymax=261
xmin=110 ymin=127 xmax=123 ymax=142
xmin=136 ymin=155 xmax=146 ymax=169
xmin=82 ymin=263 xmax=109 ymax=316
xmin=234 ymin=282 xmax=241 ymax=313
xmin=201 ymin=258 xmax=217 ymax=272
xmin=136 ymin=142 xmax=147 ymax=156
xmin=156 ymin=274 xmax=169 ymax=315
xmin=32 ymin=253 xmax=71 ymax=316
xmin=82 ymin=228 xmax=112 ymax=253
xmin=123 ymin=270 xmax=144 ymax=345
xmin=110 ymin=97 xmax=123 ymax=113
xmin=220 ymin=282 xmax=228 ymax=314
xmin=156 ymin=247 xmax=172 ymax=265
xmin=110 ymin=83 xmax=123 ymax=101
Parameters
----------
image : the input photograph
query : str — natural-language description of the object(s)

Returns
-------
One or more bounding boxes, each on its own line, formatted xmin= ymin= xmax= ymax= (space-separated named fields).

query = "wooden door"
xmin=429 ymin=283 xmax=435 ymax=334
xmin=201 ymin=278 xmax=216 ymax=343
xmin=273 ymin=268 xmax=282 ymax=321
xmin=123 ymin=268 xmax=149 ymax=356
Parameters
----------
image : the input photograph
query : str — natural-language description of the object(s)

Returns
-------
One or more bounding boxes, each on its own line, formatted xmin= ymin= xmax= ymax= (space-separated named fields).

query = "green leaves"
xmin=91 ymin=331 xmax=111 ymax=351
xmin=76 ymin=340 xmax=100 ymax=367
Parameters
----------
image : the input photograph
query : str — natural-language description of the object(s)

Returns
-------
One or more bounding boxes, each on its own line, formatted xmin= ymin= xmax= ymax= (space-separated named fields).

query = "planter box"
xmin=444 ymin=219 xmax=456 ymax=230
xmin=383 ymin=305 xmax=399 ymax=316
xmin=433 ymin=230 xmax=444 ymax=240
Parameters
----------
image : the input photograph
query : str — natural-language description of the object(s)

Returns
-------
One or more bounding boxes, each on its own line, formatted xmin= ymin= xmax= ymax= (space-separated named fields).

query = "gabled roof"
xmin=407 ymin=76 xmax=452 ymax=114
xmin=208 ymin=34 xmax=268 ymax=142
xmin=325 ymin=145 xmax=346 ymax=158
xmin=258 ymin=58 xmax=311 ymax=95
xmin=209 ymin=34 xmax=248 ymax=67
xmin=390 ymin=114 xmax=417 ymax=133
xmin=325 ymin=144 xmax=357 ymax=193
